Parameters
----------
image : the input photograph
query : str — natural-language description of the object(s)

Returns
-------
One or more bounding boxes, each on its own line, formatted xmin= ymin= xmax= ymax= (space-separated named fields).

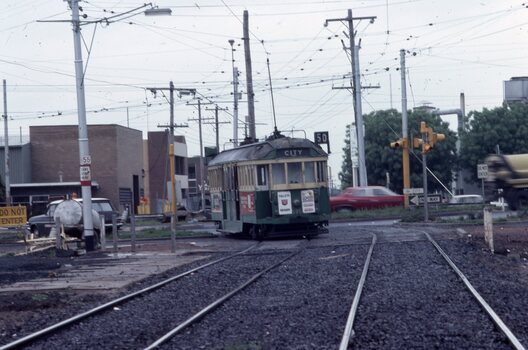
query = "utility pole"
xmin=400 ymin=49 xmax=410 ymax=208
xmin=69 ymin=0 xmax=95 ymax=251
xmin=205 ymin=105 xmax=230 ymax=151
xmin=148 ymin=83 xmax=194 ymax=252
xmin=188 ymin=99 xmax=214 ymax=213
xmin=326 ymin=10 xmax=376 ymax=187
xmin=2 ymin=80 xmax=10 ymax=205
xmin=243 ymin=10 xmax=256 ymax=141
xmin=228 ymin=40 xmax=240 ymax=146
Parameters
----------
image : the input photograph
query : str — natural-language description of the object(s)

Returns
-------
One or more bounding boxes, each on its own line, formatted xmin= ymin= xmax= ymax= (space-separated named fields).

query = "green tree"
xmin=338 ymin=125 xmax=353 ymax=189
xmin=352 ymin=108 xmax=457 ymax=193
xmin=459 ymin=103 xmax=528 ymax=183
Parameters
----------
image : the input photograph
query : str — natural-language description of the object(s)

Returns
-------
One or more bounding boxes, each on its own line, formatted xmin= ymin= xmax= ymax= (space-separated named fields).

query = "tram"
xmin=207 ymin=133 xmax=330 ymax=239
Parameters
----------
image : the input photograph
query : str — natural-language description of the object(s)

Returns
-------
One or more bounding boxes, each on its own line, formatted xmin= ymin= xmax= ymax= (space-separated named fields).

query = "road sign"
xmin=410 ymin=194 xmax=442 ymax=206
xmin=403 ymin=188 xmax=424 ymax=195
xmin=314 ymin=131 xmax=331 ymax=154
xmin=0 ymin=206 xmax=27 ymax=227
xmin=477 ymin=163 xmax=488 ymax=179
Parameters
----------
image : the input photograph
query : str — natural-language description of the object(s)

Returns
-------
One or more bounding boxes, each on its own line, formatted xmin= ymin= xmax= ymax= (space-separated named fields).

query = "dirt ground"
xmin=461 ymin=221 xmax=528 ymax=259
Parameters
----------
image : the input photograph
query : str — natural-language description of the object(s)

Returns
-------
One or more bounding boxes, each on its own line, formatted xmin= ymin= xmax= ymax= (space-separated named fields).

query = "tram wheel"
xmin=250 ymin=225 xmax=264 ymax=240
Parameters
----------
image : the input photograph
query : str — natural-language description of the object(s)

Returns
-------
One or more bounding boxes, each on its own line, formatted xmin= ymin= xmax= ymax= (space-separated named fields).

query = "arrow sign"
xmin=410 ymin=194 xmax=442 ymax=205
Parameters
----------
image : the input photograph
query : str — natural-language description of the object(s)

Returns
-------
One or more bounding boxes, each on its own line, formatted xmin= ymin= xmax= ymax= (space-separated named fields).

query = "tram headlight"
xmin=293 ymin=199 xmax=301 ymax=207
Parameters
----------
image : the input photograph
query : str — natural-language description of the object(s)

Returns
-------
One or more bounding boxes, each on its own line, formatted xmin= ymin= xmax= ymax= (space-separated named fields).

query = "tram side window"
xmin=316 ymin=161 xmax=327 ymax=183
xmin=304 ymin=162 xmax=315 ymax=183
xmin=288 ymin=162 xmax=302 ymax=184
xmin=257 ymin=165 xmax=268 ymax=186
xmin=272 ymin=163 xmax=286 ymax=185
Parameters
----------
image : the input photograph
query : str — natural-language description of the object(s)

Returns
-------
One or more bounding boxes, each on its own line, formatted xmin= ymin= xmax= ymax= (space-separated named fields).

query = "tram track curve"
xmin=0 ymin=243 xmax=263 ymax=350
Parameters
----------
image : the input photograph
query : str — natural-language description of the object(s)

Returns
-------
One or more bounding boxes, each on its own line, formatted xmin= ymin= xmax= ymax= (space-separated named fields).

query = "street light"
xmin=67 ymin=0 xmax=171 ymax=251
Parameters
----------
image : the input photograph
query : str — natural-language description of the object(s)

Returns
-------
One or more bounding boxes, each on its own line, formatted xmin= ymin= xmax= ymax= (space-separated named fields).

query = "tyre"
xmin=336 ymin=207 xmax=354 ymax=213
xmin=31 ymin=226 xmax=40 ymax=238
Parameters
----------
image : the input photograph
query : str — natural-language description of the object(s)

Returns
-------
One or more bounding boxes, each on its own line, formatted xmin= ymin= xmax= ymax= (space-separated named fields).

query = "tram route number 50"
xmin=314 ymin=131 xmax=331 ymax=154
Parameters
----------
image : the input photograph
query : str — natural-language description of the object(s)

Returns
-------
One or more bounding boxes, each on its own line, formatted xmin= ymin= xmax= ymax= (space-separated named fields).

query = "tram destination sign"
xmin=278 ymin=149 xmax=307 ymax=157
xmin=0 ymin=206 xmax=27 ymax=227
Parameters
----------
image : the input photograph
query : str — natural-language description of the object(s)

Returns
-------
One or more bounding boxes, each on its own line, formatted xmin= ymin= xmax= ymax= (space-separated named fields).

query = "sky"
xmin=1 ymin=0 xmax=527 ymax=187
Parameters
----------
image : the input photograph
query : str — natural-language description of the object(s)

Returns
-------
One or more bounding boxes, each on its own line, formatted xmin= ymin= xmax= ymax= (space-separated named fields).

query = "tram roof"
xmin=208 ymin=136 xmax=326 ymax=166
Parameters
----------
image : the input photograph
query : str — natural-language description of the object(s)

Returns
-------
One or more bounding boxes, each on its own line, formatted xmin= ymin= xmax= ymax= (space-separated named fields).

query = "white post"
xmin=100 ymin=215 xmax=106 ymax=251
xmin=483 ymin=207 xmax=494 ymax=253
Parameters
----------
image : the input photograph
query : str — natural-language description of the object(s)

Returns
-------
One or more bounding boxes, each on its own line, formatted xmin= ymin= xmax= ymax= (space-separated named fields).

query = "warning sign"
xmin=0 ymin=206 xmax=27 ymax=227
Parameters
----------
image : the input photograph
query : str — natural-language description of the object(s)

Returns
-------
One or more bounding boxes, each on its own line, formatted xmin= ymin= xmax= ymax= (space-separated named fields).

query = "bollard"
xmin=131 ymin=213 xmax=136 ymax=253
xmin=100 ymin=214 xmax=106 ymax=251
xmin=112 ymin=213 xmax=118 ymax=255
xmin=483 ymin=206 xmax=494 ymax=253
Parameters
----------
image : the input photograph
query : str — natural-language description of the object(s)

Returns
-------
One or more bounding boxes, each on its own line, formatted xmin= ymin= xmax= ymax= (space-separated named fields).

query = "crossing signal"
xmin=390 ymin=138 xmax=407 ymax=149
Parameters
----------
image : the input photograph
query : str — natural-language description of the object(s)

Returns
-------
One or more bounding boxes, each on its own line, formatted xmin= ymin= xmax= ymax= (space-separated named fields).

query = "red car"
xmin=330 ymin=186 xmax=404 ymax=212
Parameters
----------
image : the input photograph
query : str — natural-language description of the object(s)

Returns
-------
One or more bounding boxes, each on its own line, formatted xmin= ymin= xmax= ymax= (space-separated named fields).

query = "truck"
xmin=485 ymin=153 xmax=528 ymax=210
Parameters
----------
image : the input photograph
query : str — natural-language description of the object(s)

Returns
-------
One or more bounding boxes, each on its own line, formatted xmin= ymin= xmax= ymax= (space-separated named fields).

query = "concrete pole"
xmin=349 ymin=10 xmax=367 ymax=186
xmin=243 ymin=10 xmax=256 ymax=141
xmin=400 ymin=49 xmax=410 ymax=208
xmin=215 ymin=105 xmax=219 ymax=151
xmin=70 ymin=0 xmax=94 ymax=250
xmin=233 ymin=67 xmax=239 ymax=145
xmin=3 ymin=80 xmax=10 ymax=205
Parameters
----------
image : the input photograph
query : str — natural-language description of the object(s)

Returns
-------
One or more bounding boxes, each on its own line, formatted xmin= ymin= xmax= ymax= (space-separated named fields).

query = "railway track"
xmin=346 ymin=231 xmax=525 ymax=350
xmin=0 ymin=243 xmax=266 ymax=350
xmin=2 ymin=228 xmax=526 ymax=349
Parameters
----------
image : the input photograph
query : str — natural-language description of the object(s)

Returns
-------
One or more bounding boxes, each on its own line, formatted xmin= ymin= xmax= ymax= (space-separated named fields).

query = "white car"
xmin=448 ymin=195 xmax=484 ymax=205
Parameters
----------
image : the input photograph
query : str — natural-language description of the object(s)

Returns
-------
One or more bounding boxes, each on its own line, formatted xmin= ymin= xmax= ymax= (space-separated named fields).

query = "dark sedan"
xmin=26 ymin=198 xmax=122 ymax=238
xmin=330 ymin=186 xmax=404 ymax=212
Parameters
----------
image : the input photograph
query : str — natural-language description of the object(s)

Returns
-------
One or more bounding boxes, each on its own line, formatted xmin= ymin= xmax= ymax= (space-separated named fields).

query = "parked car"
xmin=330 ymin=186 xmax=404 ymax=212
xmin=161 ymin=205 xmax=189 ymax=223
xmin=448 ymin=195 xmax=484 ymax=205
xmin=25 ymin=198 xmax=122 ymax=238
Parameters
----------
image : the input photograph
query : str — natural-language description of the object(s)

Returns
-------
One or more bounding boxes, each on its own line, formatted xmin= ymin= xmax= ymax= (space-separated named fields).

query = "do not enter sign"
xmin=0 ymin=206 xmax=27 ymax=227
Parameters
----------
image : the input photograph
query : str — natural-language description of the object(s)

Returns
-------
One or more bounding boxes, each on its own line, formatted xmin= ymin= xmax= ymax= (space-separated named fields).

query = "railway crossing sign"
xmin=410 ymin=194 xmax=442 ymax=206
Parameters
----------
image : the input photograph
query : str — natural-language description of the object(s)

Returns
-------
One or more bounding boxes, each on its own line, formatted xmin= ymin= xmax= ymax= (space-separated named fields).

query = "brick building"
xmin=29 ymin=124 xmax=144 ymax=212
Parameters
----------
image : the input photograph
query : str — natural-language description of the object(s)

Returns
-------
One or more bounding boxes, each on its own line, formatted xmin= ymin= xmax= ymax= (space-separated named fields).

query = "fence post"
xmin=131 ymin=212 xmax=136 ymax=253
xmin=112 ymin=213 xmax=118 ymax=255
xmin=100 ymin=214 xmax=106 ymax=251
xmin=483 ymin=206 xmax=494 ymax=253
xmin=54 ymin=217 xmax=62 ymax=250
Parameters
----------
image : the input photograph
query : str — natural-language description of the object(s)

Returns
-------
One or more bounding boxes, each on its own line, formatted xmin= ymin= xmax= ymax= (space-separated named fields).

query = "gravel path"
xmin=439 ymin=238 xmax=528 ymax=347
xmin=162 ymin=243 xmax=371 ymax=350
xmin=350 ymin=239 xmax=512 ymax=349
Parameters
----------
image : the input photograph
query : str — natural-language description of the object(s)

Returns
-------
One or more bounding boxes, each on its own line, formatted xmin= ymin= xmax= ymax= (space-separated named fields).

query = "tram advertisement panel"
xmin=278 ymin=191 xmax=292 ymax=215
xmin=301 ymin=190 xmax=315 ymax=213
xmin=240 ymin=192 xmax=255 ymax=215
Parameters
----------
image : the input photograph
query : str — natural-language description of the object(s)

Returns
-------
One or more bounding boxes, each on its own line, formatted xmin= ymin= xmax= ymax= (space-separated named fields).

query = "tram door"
xmin=227 ymin=165 xmax=240 ymax=222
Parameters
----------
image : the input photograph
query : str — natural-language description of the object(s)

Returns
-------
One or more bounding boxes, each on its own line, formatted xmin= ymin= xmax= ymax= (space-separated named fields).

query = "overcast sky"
xmin=1 ymin=0 xmax=527 ymax=186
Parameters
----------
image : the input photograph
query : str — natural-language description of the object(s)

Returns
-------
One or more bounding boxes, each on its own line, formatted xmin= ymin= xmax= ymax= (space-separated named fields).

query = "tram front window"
xmin=288 ymin=162 xmax=302 ymax=184
xmin=304 ymin=162 xmax=315 ymax=183
xmin=272 ymin=163 xmax=286 ymax=184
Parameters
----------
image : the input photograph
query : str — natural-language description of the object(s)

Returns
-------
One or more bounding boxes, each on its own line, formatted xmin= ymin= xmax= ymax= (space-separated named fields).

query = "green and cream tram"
xmin=207 ymin=135 xmax=330 ymax=239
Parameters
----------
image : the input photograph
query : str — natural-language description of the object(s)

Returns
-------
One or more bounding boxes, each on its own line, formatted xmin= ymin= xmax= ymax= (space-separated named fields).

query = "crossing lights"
xmin=390 ymin=138 xmax=407 ymax=149
xmin=419 ymin=121 xmax=445 ymax=154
